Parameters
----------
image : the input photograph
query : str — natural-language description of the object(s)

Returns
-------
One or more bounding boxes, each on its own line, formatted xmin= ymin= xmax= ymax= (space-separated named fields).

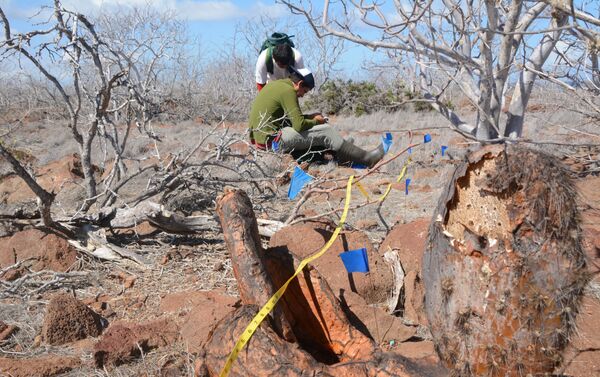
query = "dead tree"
xmin=0 ymin=2 xmax=187 ymax=212
xmin=199 ymin=188 xmax=447 ymax=377
xmin=280 ymin=1 xmax=600 ymax=141
xmin=423 ymin=145 xmax=589 ymax=376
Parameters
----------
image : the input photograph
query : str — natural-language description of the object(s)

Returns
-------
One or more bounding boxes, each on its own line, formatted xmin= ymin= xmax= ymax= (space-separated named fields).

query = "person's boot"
xmin=336 ymin=140 xmax=385 ymax=168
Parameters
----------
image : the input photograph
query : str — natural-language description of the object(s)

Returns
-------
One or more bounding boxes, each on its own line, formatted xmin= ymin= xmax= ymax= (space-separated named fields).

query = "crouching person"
xmin=248 ymin=67 xmax=384 ymax=168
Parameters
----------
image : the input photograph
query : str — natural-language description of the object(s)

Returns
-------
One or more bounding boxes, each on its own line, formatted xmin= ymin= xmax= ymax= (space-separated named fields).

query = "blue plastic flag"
xmin=441 ymin=145 xmax=448 ymax=156
xmin=351 ymin=163 xmax=367 ymax=169
xmin=424 ymin=133 xmax=432 ymax=143
xmin=408 ymin=147 xmax=412 ymax=154
xmin=271 ymin=141 xmax=280 ymax=152
xmin=405 ymin=178 xmax=411 ymax=195
xmin=288 ymin=166 xmax=313 ymax=200
xmin=339 ymin=248 xmax=370 ymax=273
xmin=381 ymin=132 xmax=393 ymax=153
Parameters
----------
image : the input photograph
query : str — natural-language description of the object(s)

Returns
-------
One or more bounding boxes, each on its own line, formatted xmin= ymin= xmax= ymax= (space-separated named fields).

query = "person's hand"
xmin=313 ymin=114 xmax=327 ymax=124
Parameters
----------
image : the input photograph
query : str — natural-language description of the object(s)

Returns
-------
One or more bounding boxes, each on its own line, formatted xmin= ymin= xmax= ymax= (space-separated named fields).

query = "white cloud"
xmin=2 ymin=1 xmax=289 ymax=22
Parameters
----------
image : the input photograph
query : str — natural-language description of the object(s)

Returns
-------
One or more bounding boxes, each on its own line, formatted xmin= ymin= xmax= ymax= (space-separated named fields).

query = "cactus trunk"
xmin=424 ymin=145 xmax=589 ymax=376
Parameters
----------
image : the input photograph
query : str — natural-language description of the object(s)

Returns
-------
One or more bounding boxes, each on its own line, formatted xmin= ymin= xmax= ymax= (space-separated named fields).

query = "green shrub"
xmin=305 ymin=79 xmax=408 ymax=116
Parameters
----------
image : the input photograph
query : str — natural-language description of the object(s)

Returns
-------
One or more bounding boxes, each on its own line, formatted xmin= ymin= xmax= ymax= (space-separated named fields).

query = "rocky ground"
xmin=0 ymin=111 xmax=599 ymax=376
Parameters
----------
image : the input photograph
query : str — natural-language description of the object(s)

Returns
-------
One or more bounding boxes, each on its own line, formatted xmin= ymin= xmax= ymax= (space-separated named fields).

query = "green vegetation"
xmin=304 ymin=79 xmax=433 ymax=117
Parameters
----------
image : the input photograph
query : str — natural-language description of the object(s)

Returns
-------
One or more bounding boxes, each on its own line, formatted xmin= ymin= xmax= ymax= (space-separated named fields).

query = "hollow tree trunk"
xmin=423 ymin=145 xmax=588 ymax=376
xmin=201 ymin=188 xmax=446 ymax=377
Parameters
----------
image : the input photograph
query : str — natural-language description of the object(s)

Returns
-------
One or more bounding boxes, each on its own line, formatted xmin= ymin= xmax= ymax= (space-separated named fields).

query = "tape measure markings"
xmin=219 ymin=175 xmax=354 ymax=377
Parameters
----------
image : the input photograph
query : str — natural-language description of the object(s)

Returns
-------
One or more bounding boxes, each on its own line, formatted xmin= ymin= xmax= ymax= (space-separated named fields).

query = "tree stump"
xmin=201 ymin=188 xmax=446 ymax=377
xmin=424 ymin=145 xmax=589 ymax=376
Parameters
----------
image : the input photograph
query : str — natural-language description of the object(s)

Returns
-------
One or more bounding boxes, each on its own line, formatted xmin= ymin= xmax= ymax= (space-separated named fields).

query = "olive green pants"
xmin=279 ymin=125 xmax=345 ymax=153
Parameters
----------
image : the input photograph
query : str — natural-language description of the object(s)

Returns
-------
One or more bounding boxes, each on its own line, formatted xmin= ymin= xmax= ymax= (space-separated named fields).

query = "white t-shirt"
xmin=255 ymin=47 xmax=305 ymax=85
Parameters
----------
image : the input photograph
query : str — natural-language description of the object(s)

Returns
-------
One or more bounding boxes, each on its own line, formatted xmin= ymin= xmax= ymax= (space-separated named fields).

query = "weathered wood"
xmin=201 ymin=187 xmax=447 ymax=377
xmin=108 ymin=201 xmax=215 ymax=233
xmin=146 ymin=211 xmax=215 ymax=233
xmin=68 ymin=225 xmax=151 ymax=266
xmin=423 ymin=145 xmax=589 ymax=376
xmin=384 ymin=248 xmax=405 ymax=314
xmin=215 ymin=188 xmax=294 ymax=341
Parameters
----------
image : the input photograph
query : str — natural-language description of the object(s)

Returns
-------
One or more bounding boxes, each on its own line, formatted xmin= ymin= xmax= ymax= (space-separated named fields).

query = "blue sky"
xmin=1 ymin=1 xmax=289 ymax=44
xmin=0 ymin=0 xmax=374 ymax=77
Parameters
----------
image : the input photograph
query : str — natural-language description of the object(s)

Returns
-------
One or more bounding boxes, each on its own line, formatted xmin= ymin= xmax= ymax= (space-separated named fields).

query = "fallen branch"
xmin=0 ymin=270 xmax=91 ymax=298
xmin=68 ymin=225 xmax=151 ymax=266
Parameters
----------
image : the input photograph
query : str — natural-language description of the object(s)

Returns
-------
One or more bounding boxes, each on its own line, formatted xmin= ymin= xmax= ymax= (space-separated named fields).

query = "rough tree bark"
xmin=423 ymin=145 xmax=589 ymax=376
xmin=200 ymin=188 xmax=446 ymax=377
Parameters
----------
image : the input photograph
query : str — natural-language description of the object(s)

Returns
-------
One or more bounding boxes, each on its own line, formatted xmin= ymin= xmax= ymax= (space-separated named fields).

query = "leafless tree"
xmin=0 ymin=1 xmax=188 ymax=212
xmin=279 ymin=0 xmax=600 ymax=142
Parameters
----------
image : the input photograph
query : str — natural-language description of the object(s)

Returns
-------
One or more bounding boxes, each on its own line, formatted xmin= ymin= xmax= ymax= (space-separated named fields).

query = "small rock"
xmin=113 ymin=271 xmax=137 ymax=289
xmin=93 ymin=318 xmax=179 ymax=367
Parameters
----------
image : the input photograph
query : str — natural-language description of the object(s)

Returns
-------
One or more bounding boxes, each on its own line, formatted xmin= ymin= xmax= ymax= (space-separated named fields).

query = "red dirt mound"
xmin=0 ymin=153 xmax=88 ymax=204
xmin=269 ymin=224 xmax=393 ymax=305
xmin=160 ymin=290 xmax=238 ymax=353
xmin=93 ymin=318 xmax=179 ymax=367
xmin=0 ymin=355 xmax=80 ymax=377
xmin=379 ymin=218 xmax=429 ymax=325
xmin=42 ymin=293 xmax=103 ymax=345
xmin=0 ymin=228 xmax=78 ymax=272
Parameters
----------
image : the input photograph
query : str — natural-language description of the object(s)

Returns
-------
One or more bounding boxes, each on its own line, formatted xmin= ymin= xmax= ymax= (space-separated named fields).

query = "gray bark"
xmin=505 ymin=13 xmax=569 ymax=138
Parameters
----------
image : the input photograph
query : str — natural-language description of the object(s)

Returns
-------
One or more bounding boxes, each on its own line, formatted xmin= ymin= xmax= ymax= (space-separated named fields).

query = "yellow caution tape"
xmin=355 ymin=181 xmax=371 ymax=201
xmin=377 ymin=159 xmax=410 ymax=203
xmin=355 ymin=158 xmax=411 ymax=204
xmin=219 ymin=175 xmax=355 ymax=377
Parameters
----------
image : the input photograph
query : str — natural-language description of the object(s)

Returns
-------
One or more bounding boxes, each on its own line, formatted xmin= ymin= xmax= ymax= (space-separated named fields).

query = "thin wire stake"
xmin=403 ymin=191 xmax=407 ymax=224
xmin=368 ymin=272 xmax=381 ymax=343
